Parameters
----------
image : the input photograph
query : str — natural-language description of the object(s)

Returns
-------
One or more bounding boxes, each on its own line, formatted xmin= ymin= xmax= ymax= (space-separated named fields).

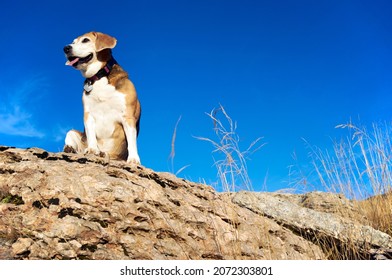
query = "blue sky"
xmin=1 ymin=0 xmax=392 ymax=192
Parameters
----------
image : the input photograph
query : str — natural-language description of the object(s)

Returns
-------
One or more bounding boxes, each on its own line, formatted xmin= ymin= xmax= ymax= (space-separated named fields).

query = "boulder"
xmin=0 ymin=146 xmax=391 ymax=259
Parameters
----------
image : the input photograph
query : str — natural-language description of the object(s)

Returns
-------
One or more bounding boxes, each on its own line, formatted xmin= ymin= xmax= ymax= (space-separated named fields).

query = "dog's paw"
xmin=127 ymin=155 xmax=141 ymax=165
xmin=63 ymin=145 xmax=76 ymax=154
xmin=84 ymin=147 xmax=100 ymax=156
xmin=84 ymin=147 xmax=108 ymax=159
xmin=98 ymin=151 xmax=108 ymax=159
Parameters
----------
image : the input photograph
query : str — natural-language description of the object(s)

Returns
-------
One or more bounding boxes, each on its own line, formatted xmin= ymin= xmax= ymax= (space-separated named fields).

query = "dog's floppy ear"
xmin=93 ymin=32 xmax=117 ymax=52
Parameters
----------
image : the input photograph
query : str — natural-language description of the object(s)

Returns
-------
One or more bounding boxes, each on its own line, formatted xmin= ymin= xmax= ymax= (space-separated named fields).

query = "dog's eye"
xmin=82 ymin=38 xmax=90 ymax=43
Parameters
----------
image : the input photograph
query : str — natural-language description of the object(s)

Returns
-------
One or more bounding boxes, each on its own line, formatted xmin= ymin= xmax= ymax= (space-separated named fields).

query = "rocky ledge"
xmin=0 ymin=146 xmax=391 ymax=260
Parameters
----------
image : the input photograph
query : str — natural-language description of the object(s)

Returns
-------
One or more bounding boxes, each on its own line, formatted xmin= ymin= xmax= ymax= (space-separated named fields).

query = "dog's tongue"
xmin=66 ymin=57 xmax=79 ymax=66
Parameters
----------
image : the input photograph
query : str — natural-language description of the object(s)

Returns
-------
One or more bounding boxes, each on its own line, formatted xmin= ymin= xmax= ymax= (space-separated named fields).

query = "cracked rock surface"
xmin=0 ymin=146 xmax=390 ymax=259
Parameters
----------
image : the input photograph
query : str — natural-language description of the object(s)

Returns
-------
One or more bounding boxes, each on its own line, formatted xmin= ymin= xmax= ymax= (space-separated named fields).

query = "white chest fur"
xmin=83 ymin=77 xmax=126 ymax=140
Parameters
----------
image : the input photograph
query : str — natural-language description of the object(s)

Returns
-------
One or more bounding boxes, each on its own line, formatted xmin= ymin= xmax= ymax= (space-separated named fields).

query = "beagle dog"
xmin=63 ymin=31 xmax=141 ymax=164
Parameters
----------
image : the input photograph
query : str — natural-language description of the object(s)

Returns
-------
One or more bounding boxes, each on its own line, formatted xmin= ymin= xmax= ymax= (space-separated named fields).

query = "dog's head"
xmin=63 ymin=32 xmax=117 ymax=77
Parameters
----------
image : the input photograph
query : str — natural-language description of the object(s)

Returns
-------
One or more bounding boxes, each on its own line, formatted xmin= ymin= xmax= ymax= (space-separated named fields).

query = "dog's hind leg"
xmin=64 ymin=129 xmax=86 ymax=154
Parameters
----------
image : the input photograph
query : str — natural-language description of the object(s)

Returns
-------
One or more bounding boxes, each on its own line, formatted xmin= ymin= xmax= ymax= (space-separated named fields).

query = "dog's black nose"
xmin=63 ymin=45 xmax=72 ymax=54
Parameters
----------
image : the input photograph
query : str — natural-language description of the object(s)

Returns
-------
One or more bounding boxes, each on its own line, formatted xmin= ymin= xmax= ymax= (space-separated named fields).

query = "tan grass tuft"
xmin=196 ymin=105 xmax=265 ymax=192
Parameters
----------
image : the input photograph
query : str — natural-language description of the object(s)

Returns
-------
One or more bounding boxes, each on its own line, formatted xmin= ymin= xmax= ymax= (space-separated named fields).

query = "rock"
xmin=369 ymin=248 xmax=392 ymax=260
xmin=271 ymin=192 xmax=365 ymax=222
xmin=0 ymin=146 xmax=391 ymax=259
xmin=12 ymin=238 xmax=33 ymax=255
xmin=232 ymin=192 xmax=392 ymax=259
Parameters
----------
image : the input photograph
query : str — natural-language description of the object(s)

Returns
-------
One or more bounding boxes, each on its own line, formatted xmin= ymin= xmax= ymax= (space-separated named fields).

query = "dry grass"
xmin=196 ymin=105 xmax=265 ymax=192
xmin=295 ymin=121 xmax=392 ymax=258
xmin=358 ymin=191 xmax=392 ymax=235
xmin=168 ymin=115 xmax=191 ymax=176
xmin=302 ymin=122 xmax=392 ymax=197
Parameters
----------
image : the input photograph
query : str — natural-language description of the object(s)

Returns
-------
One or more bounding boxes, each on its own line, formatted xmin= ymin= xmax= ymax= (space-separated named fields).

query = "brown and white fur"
xmin=63 ymin=31 xmax=141 ymax=164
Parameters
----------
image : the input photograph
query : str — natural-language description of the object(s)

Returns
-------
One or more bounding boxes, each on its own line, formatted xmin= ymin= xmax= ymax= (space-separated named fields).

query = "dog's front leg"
xmin=84 ymin=112 xmax=100 ymax=155
xmin=122 ymin=118 xmax=140 ymax=164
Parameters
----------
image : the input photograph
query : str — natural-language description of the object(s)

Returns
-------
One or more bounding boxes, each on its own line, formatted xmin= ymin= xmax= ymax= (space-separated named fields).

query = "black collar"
xmin=84 ymin=57 xmax=117 ymax=92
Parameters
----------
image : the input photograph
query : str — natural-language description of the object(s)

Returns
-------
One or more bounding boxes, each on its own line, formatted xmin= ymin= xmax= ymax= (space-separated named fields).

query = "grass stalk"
xmin=196 ymin=105 xmax=264 ymax=192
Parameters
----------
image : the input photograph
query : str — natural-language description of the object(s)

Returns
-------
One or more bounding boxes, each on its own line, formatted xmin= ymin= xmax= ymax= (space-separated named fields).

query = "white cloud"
xmin=0 ymin=76 xmax=46 ymax=138
xmin=0 ymin=106 xmax=44 ymax=138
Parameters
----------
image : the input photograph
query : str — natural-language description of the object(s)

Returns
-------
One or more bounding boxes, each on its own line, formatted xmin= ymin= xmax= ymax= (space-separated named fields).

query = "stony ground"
xmin=1 ymin=146 xmax=391 ymax=259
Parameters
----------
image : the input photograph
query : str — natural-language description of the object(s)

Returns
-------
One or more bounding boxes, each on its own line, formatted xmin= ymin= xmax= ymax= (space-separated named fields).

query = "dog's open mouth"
xmin=66 ymin=53 xmax=93 ymax=67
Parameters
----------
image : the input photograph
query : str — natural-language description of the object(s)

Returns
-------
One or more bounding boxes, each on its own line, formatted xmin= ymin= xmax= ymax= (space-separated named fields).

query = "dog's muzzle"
xmin=63 ymin=45 xmax=93 ymax=67
xmin=63 ymin=45 xmax=72 ymax=54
